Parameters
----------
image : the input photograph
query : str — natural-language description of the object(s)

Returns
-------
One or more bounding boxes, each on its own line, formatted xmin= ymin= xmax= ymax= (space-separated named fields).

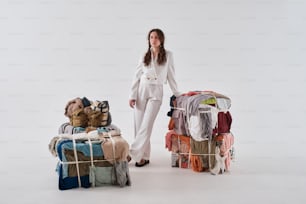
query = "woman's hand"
xmin=129 ymin=99 xmax=136 ymax=108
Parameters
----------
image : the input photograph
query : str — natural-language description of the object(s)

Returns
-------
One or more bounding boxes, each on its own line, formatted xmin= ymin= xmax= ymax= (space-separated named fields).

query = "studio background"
xmin=0 ymin=0 xmax=305 ymax=203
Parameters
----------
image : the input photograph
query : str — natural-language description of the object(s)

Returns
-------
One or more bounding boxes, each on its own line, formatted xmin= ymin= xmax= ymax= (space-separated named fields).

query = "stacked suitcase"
xmin=49 ymin=97 xmax=131 ymax=190
xmin=165 ymin=91 xmax=235 ymax=174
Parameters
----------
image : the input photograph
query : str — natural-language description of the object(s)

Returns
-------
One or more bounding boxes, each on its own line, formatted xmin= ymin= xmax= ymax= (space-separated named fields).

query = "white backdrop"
xmin=0 ymin=0 xmax=305 ymax=203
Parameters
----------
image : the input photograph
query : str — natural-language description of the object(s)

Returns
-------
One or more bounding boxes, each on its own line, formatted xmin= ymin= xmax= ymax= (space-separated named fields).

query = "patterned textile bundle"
xmin=165 ymin=90 xmax=235 ymax=174
xmin=87 ymin=101 xmax=111 ymax=127
xmin=65 ymin=97 xmax=112 ymax=128
xmin=49 ymin=98 xmax=130 ymax=190
xmin=50 ymin=131 xmax=131 ymax=190
xmin=70 ymin=108 xmax=88 ymax=127
xmin=190 ymin=138 xmax=216 ymax=172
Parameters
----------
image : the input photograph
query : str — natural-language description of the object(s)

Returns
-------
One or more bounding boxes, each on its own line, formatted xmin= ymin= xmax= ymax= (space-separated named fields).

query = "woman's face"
xmin=149 ymin=31 xmax=161 ymax=48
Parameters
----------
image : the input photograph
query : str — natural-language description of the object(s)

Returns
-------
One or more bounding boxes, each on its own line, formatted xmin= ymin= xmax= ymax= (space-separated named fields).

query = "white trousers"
xmin=130 ymin=81 xmax=163 ymax=162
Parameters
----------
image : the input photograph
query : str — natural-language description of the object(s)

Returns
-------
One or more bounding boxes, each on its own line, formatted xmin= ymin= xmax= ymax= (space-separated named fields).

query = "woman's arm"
xmin=167 ymin=51 xmax=181 ymax=97
xmin=129 ymin=56 xmax=144 ymax=100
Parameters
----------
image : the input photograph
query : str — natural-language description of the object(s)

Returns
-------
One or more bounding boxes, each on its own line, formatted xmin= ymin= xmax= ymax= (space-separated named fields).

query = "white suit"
xmin=129 ymin=50 xmax=180 ymax=162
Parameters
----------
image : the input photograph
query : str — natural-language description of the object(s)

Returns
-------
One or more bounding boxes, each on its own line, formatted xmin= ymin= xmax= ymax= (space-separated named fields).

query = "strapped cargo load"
xmin=165 ymin=90 xmax=235 ymax=174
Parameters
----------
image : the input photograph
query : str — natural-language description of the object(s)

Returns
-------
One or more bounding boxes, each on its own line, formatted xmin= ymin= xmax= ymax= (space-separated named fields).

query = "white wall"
xmin=0 ymin=0 xmax=305 ymax=190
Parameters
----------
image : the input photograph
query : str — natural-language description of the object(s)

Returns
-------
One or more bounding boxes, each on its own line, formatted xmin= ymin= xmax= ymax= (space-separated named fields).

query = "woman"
xmin=129 ymin=28 xmax=181 ymax=167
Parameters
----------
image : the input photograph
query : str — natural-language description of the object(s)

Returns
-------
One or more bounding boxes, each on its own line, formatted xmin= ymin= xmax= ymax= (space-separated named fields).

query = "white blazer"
xmin=129 ymin=50 xmax=180 ymax=100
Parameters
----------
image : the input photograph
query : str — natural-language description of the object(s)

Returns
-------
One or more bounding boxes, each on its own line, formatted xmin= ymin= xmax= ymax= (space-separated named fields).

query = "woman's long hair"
xmin=143 ymin=28 xmax=167 ymax=66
